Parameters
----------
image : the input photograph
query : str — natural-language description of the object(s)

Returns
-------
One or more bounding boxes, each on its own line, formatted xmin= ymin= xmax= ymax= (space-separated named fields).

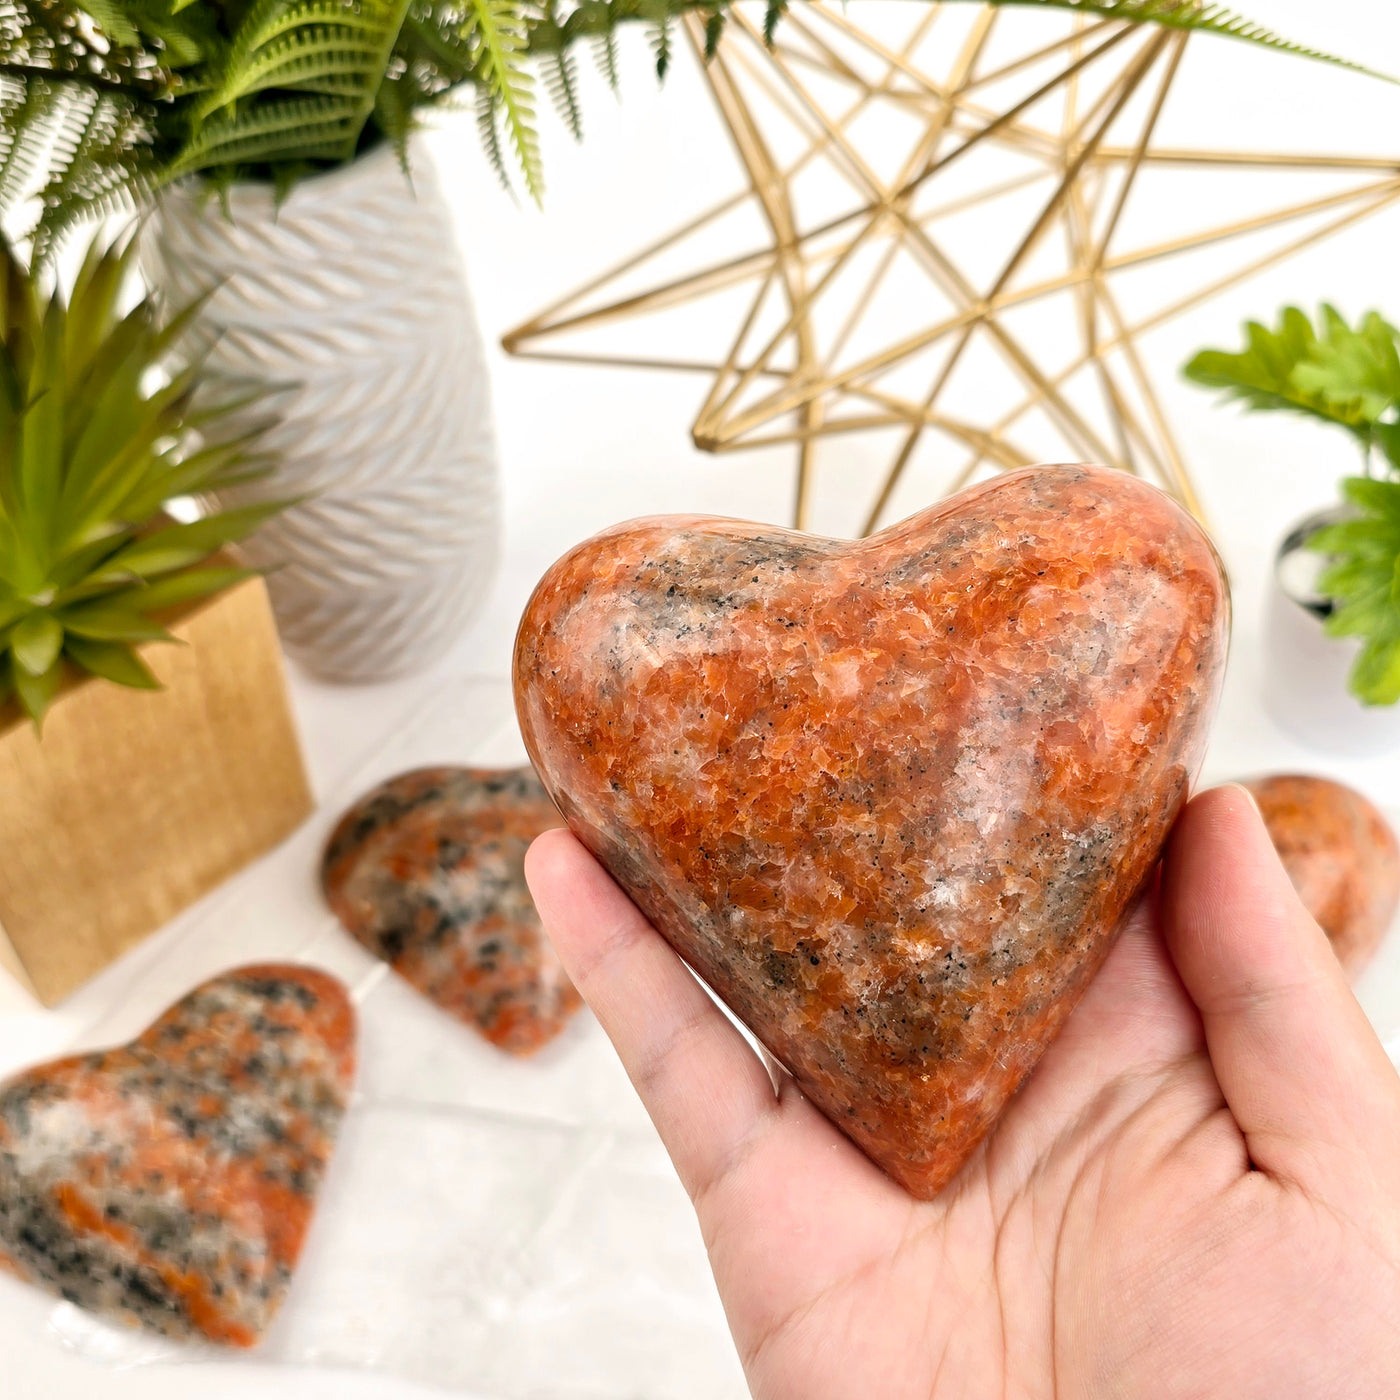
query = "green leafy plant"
xmin=0 ymin=0 xmax=1384 ymax=257
xmin=0 ymin=230 xmax=282 ymax=727
xmin=1185 ymin=307 xmax=1400 ymax=705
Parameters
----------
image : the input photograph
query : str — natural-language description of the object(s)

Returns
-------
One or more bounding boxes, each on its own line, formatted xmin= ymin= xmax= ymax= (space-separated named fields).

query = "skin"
xmin=525 ymin=786 xmax=1400 ymax=1399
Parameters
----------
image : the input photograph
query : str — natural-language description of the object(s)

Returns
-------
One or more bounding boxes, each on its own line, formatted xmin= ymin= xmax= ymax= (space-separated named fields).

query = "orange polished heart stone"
xmin=1245 ymin=774 xmax=1400 ymax=978
xmin=514 ymin=465 xmax=1229 ymax=1198
xmin=0 ymin=965 xmax=355 ymax=1345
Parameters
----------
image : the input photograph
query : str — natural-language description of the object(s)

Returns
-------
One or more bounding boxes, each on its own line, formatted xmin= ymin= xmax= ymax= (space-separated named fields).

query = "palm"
xmin=528 ymin=788 xmax=1400 ymax=1399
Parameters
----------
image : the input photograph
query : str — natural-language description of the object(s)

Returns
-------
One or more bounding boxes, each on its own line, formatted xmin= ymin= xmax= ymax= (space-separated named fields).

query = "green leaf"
xmin=1346 ymin=629 xmax=1400 ymax=706
xmin=130 ymin=565 xmax=252 ymax=611
xmin=64 ymin=635 xmax=160 ymax=691
xmin=1292 ymin=307 xmax=1400 ymax=423
xmin=57 ymin=597 xmax=173 ymax=642
xmin=9 ymin=610 xmax=63 ymax=675
xmin=1341 ymin=475 xmax=1400 ymax=525
xmin=1307 ymin=474 xmax=1400 ymax=705
xmin=18 ymin=294 xmax=67 ymax=550
xmin=1184 ymin=305 xmax=1400 ymax=445
xmin=11 ymin=652 xmax=61 ymax=725
xmin=0 ymin=593 xmax=28 ymax=631
xmin=88 ymin=500 xmax=285 ymax=581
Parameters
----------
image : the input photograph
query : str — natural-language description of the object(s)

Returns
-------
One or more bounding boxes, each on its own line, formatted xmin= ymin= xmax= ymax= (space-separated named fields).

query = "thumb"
xmin=1160 ymin=784 xmax=1400 ymax=1201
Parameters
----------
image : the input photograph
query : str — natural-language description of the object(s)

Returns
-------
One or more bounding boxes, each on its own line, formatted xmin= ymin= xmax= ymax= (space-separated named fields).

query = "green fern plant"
xmin=0 ymin=0 xmax=1385 ymax=256
xmin=1185 ymin=308 xmax=1400 ymax=706
xmin=0 ymin=229 xmax=282 ymax=727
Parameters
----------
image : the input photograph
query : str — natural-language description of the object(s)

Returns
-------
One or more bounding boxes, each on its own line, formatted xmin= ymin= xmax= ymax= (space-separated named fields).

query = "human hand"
xmin=525 ymin=786 xmax=1400 ymax=1398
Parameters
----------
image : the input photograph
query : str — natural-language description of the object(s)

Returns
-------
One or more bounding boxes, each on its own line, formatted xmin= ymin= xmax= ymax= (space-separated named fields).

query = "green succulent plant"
xmin=1185 ymin=307 xmax=1400 ymax=706
xmin=0 ymin=230 xmax=282 ymax=727
xmin=0 ymin=0 xmax=1383 ymax=259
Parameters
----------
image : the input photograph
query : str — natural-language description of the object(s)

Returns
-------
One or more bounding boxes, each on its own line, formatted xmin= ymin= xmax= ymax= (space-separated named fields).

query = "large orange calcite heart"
xmin=514 ymin=465 xmax=1229 ymax=1198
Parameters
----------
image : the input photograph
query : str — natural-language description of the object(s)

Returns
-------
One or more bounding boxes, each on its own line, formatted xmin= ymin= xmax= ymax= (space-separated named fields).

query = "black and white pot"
xmin=142 ymin=141 xmax=500 ymax=683
xmin=1264 ymin=506 xmax=1400 ymax=754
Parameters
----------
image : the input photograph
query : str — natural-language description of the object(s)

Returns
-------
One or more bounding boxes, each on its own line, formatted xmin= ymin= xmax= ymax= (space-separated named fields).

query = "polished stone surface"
xmin=0 ymin=965 xmax=355 ymax=1346
xmin=322 ymin=767 xmax=581 ymax=1055
xmin=1246 ymin=774 xmax=1400 ymax=977
xmin=515 ymin=465 xmax=1229 ymax=1198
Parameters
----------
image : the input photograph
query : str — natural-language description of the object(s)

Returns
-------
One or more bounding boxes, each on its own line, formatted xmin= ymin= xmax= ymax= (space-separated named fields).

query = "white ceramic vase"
xmin=142 ymin=142 xmax=500 ymax=683
xmin=1264 ymin=506 xmax=1400 ymax=755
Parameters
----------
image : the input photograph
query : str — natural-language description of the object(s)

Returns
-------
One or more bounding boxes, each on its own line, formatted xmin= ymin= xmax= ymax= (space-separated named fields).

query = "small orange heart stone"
xmin=0 ymin=965 xmax=355 ymax=1345
xmin=514 ymin=465 xmax=1228 ymax=1198
xmin=1245 ymin=774 xmax=1400 ymax=978
xmin=322 ymin=766 xmax=582 ymax=1054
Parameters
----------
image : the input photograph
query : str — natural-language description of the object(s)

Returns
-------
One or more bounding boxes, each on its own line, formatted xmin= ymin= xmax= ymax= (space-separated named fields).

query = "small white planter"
xmin=1264 ymin=506 xmax=1400 ymax=755
xmin=142 ymin=142 xmax=500 ymax=682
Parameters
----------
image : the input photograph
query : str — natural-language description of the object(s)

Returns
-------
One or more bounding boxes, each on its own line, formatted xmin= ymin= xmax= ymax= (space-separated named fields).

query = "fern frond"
xmin=0 ymin=75 xmax=61 ymax=210
xmin=593 ymin=19 xmax=619 ymax=91
xmin=643 ymin=0 xmax=672 ymax=80
xmin=26 ymin=88 xmax=154 ymax=265
xmin=167 ymin=94 xmax=360 ymax=175
xmin=474 ymin=78 xmax=509 ymax=191
xmin=373 ymin=64 xmax=414 ymax=166
xmin=702 ymin=7 xmax=724 ymax=61
xmin=192 ymin=0 xmax=397 ymax=117
xmin=545 ymin=43 xmax=581 ymax=140
xmin=585 ymin=8 xmax=618 ymax=91
xmin=762 ymin=0 xmax=785 ymax=47
xmin=463 ymin=0 xmax=541 ymax=202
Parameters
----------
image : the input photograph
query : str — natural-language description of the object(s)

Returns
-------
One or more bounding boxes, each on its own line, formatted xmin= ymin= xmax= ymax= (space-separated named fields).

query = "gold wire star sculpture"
xmin=504 ymin=2 xmax=1400 ymax=533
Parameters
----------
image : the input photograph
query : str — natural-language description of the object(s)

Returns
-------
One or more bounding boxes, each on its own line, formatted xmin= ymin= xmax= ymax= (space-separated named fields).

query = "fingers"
xmin=524 ymin=827 xmax=784 ymax=1201
xmin=526 ymin=829 xmax=914 ymax=1356
xmin=1160 ymin=784 xmax=1400 ymax=1195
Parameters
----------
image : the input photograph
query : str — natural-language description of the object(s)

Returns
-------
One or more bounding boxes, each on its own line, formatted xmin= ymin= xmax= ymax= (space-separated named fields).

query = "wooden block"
xmin=0 ymin=575 xmax=313 ymax=1005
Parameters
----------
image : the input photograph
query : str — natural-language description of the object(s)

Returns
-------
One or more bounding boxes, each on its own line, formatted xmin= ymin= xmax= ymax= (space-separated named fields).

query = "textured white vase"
xmin=142 ymin=142 xmax=500 ymax=682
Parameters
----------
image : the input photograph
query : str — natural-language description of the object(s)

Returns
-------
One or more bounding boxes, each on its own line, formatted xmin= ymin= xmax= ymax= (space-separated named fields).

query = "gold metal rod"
xmin=505 ymin=4 xmax=919 ymax=352
xmin=967 ymin=182 xmax=1400 ymax=490
xmin=824 ymin=230 xmax=904 ymax=370
xmin=715 ymin=165 xmax=1400 ymax=440
xmin=505 ymin=350 xmax=794 ymax=378
xmin=961 ymin=17 xmax=1119 ymax=93
xmin=1122 ymin=183 xmax=1400 ymax=344
xmin=1088 ymin=146 xmax=1400 ymax=171
xmin=1095 ymin=269 xmax=1203 ymax=517
xmin=700 ymin=5 xmax=999 ymax=433
xmin=694 ymin=263 xmax=781 ymax=438
xmin=863 ymin=27 xmax=1172 ymax=530
xmin=1101 ymin=173 xmax=1400 ymax=275
xmin=1092 ymin=32 xmax=1186 ymax=267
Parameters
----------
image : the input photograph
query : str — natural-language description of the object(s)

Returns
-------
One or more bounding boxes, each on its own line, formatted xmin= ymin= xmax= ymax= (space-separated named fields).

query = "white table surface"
xmin=6 ymin=1 xmax=1400 ymax=1394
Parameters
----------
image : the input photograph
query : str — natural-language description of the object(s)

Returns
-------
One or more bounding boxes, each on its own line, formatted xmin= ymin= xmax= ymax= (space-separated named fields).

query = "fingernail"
xmin=1224 ymin=781 xmax=1263 ymax=819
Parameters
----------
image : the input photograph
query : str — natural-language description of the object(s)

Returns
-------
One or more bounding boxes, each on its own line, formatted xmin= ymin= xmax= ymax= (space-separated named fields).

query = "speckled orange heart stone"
xmin=0 ymin=965 xmax=355 ymax=1346
xmin=514 ymin=465 xmax=1229 ymax=1198
xmin=322 ymin=766 xmax=581 ymax=1054
xmin=1245 ymin=774 xmax=1400 ymax=978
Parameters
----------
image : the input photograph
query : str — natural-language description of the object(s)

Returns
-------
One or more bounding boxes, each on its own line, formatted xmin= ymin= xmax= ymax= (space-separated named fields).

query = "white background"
xmin=6 ymin=0 xmax=1400 ymax=1394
